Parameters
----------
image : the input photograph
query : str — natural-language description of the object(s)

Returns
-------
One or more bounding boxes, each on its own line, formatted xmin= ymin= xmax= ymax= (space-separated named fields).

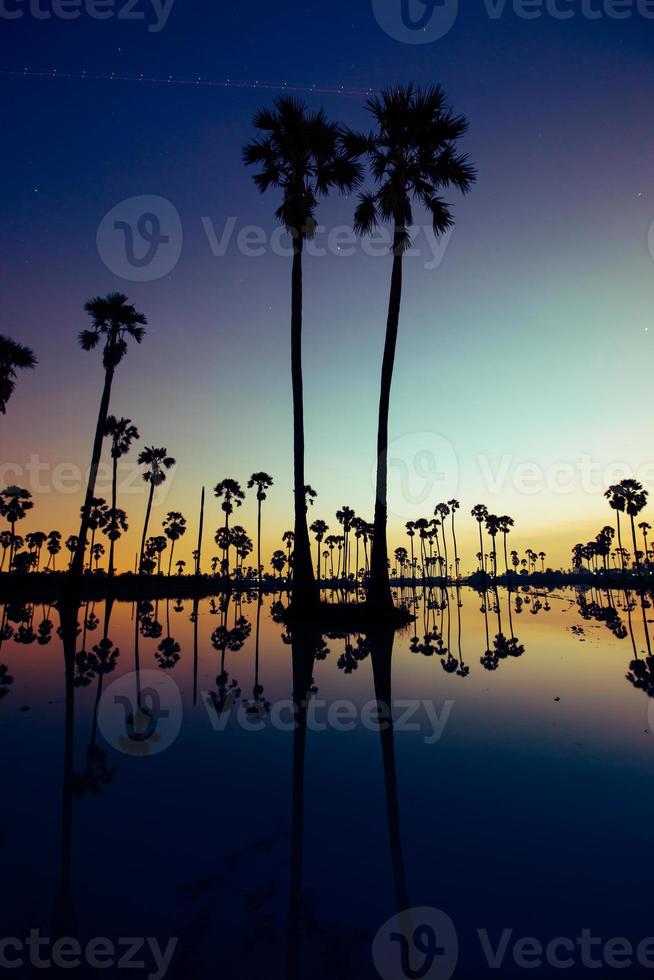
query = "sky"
xmin=1 ymin=0 xmax=653 ymax=572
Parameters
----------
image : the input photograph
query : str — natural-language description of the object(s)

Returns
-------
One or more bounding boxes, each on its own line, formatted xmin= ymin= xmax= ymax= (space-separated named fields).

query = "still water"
xmin=1 ymin=586 xmax=653 ymax=979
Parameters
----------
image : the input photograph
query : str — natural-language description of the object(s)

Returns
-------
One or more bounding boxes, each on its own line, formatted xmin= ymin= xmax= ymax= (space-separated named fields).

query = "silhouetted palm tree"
xmin=605 ymin=484 xmax=627 ymax=571
xmin=347 ymin=85 xmax=475 ymax=610
xmin=103 ymin=415 xmax=139 ymax=576
xmin=0 ymin=335 xmax=36 ymax=414
xmin=435 ymin=503 xmax=450 ymax=580
xmin=616 ymin=479 xmax=649 ymax=570
xmin=499 ymin=515 xmax=514 ymax=575
xmin=163 ymin=511 xmax=187 ymax=576
xmin=0 ymin=486 xmax=33 ymax=572
xmin=244 ymin=96 xmax=362 ymax=612
xmin=447 ymin=498 xmax=460 ymax=578
xmin=471 ymin=504 xmax=488 ymax=573
xmin=71 ymin=294 xmax=146 ymax=579
xmin=45 ymin=530 xmax=62 ymax=571
xmin=485 ymin=514 xmax=501 ymax=577
xmin=25 ymin=530 xmax=47 ymax=571
xmin=137 ymin=447 xmax=175 ymax=573
xmin=639 ymin=521 xmax=651 ymax=563
xmin=309 ymin=519 xmax=329 ymax=581
xmin=86 ymin=497 xmax=109 ymax=570
xmin=64 ymin=535 xmax=78 ymax=570
xmin=214 ymin=479 xmax=245 ymax=580
xmin=248 ymin=472 xmax=274 ymax=584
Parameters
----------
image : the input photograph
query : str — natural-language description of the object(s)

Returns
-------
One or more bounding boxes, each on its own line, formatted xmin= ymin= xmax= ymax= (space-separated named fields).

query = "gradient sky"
xmin=1 ymin=0 xmax=653 ymax=571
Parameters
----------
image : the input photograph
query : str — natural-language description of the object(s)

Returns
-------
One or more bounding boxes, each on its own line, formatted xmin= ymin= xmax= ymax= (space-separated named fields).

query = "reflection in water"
xmin=1 ymin=584 xmax=653 ymax=978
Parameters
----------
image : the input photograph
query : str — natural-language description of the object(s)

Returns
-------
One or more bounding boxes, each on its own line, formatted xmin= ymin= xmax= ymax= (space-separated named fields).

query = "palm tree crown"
xmin=79 ymin=292 xmax=146 ymax=368
xmin=138 ymin=447 xmax=176 ymax=486
xmin=347 ymin=84 xmax=476 ymax=252
xmin=0 ymin=335 xmax=37 ymax=414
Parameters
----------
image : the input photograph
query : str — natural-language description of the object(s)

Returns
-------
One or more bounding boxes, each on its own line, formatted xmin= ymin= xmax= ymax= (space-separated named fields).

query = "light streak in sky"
xmin=0 ymin=67 xmax=375 ymax=98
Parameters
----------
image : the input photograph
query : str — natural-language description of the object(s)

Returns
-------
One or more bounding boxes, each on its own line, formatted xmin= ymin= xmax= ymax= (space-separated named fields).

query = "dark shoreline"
xmin=0 ymin=568 xmax=652 ymax=602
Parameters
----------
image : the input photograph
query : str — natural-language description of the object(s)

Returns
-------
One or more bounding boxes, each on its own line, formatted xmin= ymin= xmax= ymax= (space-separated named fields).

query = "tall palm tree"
xmin=447 ymin=498 xmax=460 ymax=578
xmin=103 ymin=416 xmax=139 ymax=576
xmin=163 ymin=511 xmax=187 ymax=576
xmin=309 ymin=519 xmax=329 ymax=581
xmin=247 ymin=472 xmax=274 ymax=584
xmin=244 ymin=97 xmax=362 ymax=612
xmin=605 ymin=484 xmax=627 ymax=571
xmin=471 ymin=504 xmax=488 ymax=574
xmin=45 ymin=530 xmax=62 ymax=571
xmin=639 ymin=521 xmax=651 ymax=564
xmin=616 ymin=479 xmax=649 ymax=569
xmin=0 ymin=335 xmax=36 ymax=414
xmin=71 ymin=294 xmax=146 ymax=579
xmin=498 ymin=515 xmax=514 ymax=576
xmin=347 ymin=85 xmax=475 ymax=610
xmin=335 ymin=506 xmax=355 ymax=583
xmin=214 ymin=479 xmax=245 ymax=581
xmin=485 ymin=514 xmax=501 ymax=577
xmin=0 ymin=486 xmax=33 ymax=572
xmin=137 ymin=447 xmax=175 ymax=573
xmin=435 ymin=503 xmax=450 ymax=580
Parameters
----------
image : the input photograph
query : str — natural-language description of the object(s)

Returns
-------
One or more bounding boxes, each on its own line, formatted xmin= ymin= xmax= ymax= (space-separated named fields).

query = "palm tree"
xmin=86 ymin=497 xmax=109 ymax=570
xmin=214 ymin=479 xmax=245 ymax=580
xmin=485 ymin=514 xmax=501 ymax=577
xmin=0 ymin=335 xmax=36 ymax=414
xmin=176 ymin=559 xmax=186 ymax=576
xmin=447 ymin=499 xmax=460 ymax=578
xmin=103 ymin=416 xmax=139 ymax=576
xmin=309 ymin=519 xmax=329 ymax=581
xmin=347 ymin=84 xmax=475 ymax=610
xmin=639 ymin=522 xmax=651 ymax=563
xmin=538 ymin=551 xmax=546 ymax=573
xmin=435 ymin=503 xmax=450 ymax=580
xmin=605 ymin=485 xmax=627 ymax=570
xmin=471 ymin=505 xmax=489 ymax=574
xmin=244 ymin=97 xmax=362 ymax=612
xmin=64 ymin=535 xmax=78 ymax=570
xmin=137 ymin=447 xmax=175 ymax=573
xmin=335 ymin=506 xmax=355 ymax=583
xmin=247 ymin=472 xmax=274 ymax=584
xmin=71 ymin=294 xmax=146 ymax=579
xmin=616 ymin=479 xmax=649 ymax=570
xmin=498 ymin=515 xmax=514 ymax=576
xmin=162 ymin=511 xmax=187 ymax=576
xmin=0 ymin=486 xmax=33 ymax=572
xmin=101 ymin=508 xmax=128 ymax=568
xmin=271 ymin=549 xmax=287 ymax=580
xmin=25 ymin=531 xmax=47 ymax=571
xmin=45 ymin=530 xmax=62 ymax=571
xmin=91 ymin=542 xmax=105 ymax=572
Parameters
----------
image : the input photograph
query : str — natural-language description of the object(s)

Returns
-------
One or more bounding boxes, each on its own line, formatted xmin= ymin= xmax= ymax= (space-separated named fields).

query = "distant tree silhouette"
xmin=103 ymin=415 xmax=139 ymax=576
xmin=71 ymin=294 xmax=146 ymax=579
xmin=616 ymin=479 xmax=649 ymax=570
xmin=309 ymin=519 xmax=329 ymax=581
xmin=85 ymin=497 xmax=109 ymax=570
xmin=65 ymin=535 xmax=78 ymax=570
xmin=163 ymin=511 xmax=187 ymax=576
xmin=214 ymin=479 xmax=245 ymax=580
xmin=447 ymin=498 xmax=460 ymax=578
xmin=244 ymin=97 xmax=361 ymax=612
xmin=46 ymin=530 xmax=62 ymax=571
xmin=605 ymin=484 xmax=627 ymax=570
xmin=499 ymin=515 xmax=514 ymax=575
xmin=346 ymin=85 xmax=475 ymax=610
xmin=248 ymin=472 xmax=274 ymax=584
xmin=0 ymin=335 xmax=36 ymax=415
xmin=471 ymin=504 xmax=488 ymax=574
xmin=137 ymin=447 xmax=175 ymax=573
xmin=26 ymin=530 xmax=47 ymax=571
xmin=639 ymin=521 xmax=651 ymax=563
xmin=271 ymin=549 xmax=287 ymax=579
xmin=0 ymin=486 xmax=33 ymax=572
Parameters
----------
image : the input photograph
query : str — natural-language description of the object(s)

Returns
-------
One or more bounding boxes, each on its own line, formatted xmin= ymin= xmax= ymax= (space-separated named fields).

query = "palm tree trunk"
xmin=195 ymin=486 xmax=205 ymax=576
xmin=108 ymin=455 xmax=118 ymax=577
xmin=71 ymin=362 xmax=115 ymax=580
xmin=451 ymin=513 xmax=459 ymax=579
xmin=290 ymin=240 xmax=318 ymax=612
xmin=139 ymin=482 xmax=155 ymax=574
xmin=167 ymin=539 xmax=175 ymax=577
xmin=616 ymin=512 xmax=625 ymax=570
xmin=630 ymin=515 xmax=640 ymax=570
xmin=370 ymin=233 xmax=403 ymax=612
xmin=477 ymin=523 xmax=485 ymax=574
xmin=8 ymin=520 xmax=16 ymax=573
xmin=257 ymin=497 xmax=263 ymax=586
xmin=315 ymin=538 xmax=321 ymax=583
